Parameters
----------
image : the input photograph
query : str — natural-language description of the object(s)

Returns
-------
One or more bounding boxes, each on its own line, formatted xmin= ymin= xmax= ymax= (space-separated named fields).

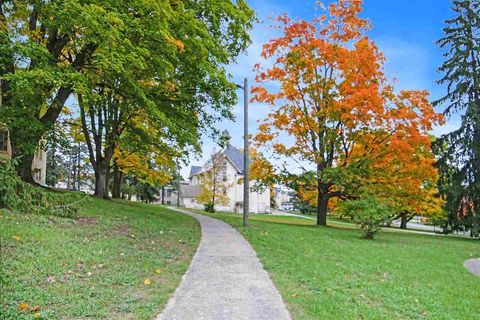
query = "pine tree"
xmin=434 ymin=0 xmax=480 ymax=238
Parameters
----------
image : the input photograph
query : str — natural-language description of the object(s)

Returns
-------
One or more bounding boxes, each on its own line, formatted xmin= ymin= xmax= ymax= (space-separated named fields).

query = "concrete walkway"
xmin=464 ymin=258 xmax=480 ymax=277
xmin=156 ymin=209 xmax=291 ymax=320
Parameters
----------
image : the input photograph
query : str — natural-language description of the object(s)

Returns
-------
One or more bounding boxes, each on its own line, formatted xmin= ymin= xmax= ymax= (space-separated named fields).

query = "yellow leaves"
xmin=19 ymin=302 xmax=29 ymax=311
xmin=155 ymin=269 xmax=162 ymax=274
xmin=18 ymin=302 xmax=42 ymax=317
xmin=164 ymin=80 xmax=177 ymax=93
xmin=114 ymin=146 xmax=173 ymax=186
xmin=144 ymin=278 xmax=152 ymax=285
xmin=12 ymin=235 xmax=21 ymax=241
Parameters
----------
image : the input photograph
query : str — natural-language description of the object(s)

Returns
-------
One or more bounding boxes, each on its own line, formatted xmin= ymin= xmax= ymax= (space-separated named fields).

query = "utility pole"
xmin=241 ymin=78 xmax=249 ymax=227
xmin=177 ymin=162 xmax=181 ymax=208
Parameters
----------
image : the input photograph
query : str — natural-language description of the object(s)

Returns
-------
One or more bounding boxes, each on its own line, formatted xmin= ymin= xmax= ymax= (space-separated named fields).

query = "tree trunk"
xmin=94 ymin=170 xmax=106 ymax=199
xmin=112 ymin=164 xmax=123 ymax=199
xmin=316 ymin=181 xmax=328 ymax=226
xmin=15 ymin=152 xmax=36 ymax=184
xmin=400 ymin=212 xmax=408 ymax=229
xmin=161 ymin=186 xmax=165 ymax=205
xmin=9 ymin=135 xmax=37 ymax=184
xmin=94 ymin=160 xmax=110 ymax=199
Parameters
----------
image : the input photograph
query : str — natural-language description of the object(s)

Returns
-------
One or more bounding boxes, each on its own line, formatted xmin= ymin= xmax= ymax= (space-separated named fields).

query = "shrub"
xmin=204 ymin=202 xmax=215 ymax=213
xmin=0 ymin=158 xmax=87 ymax=217
xmin=338 ymin=196 xmax=393 ymax=239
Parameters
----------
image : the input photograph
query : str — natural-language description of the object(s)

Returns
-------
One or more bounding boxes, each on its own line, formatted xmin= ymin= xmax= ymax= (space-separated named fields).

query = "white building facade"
xmin=182 ymin=143 xmax=271 ymax=214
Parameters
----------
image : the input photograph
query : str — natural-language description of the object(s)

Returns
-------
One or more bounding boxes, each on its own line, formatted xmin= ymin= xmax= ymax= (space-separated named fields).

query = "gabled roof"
xmin=188 ymin=145 xmax=249 ymax=178
xmin=224 ymin=145 xmax=245 ymax=173
xmin=189 ymin=166 xmax=202 ymax=178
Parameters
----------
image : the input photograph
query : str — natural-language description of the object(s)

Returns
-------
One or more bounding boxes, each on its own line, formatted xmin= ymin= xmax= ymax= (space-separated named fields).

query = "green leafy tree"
xmin=0 ymin=0 xmax=255 ymax=184
xmin=338 ymin=195 xmax=394 ymax=239
xmin=433 ymin=0 xmax=480 ymax=238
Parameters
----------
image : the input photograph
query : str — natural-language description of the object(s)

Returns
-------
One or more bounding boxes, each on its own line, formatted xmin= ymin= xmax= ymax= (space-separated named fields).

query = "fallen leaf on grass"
xmin=31 ymin=305 xmax=40 ymax=312
xmin=34 ymin=312 xmax=42 ymax=318
xmin=144 ymin=278 xmax=151 ymax=285
xmin=12 ymin=235 xmax=21 ymax=241
xmin=292 ymin=293 xmax=298 ymax=297
xmin=155 ymin=269 xmax=162 ymax=274
xmin=18 ymin=302 xmax=28 ymax=311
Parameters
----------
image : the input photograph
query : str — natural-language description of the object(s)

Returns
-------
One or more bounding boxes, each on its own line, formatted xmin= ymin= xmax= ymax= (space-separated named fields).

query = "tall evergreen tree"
xmin=434 ymin=0 xmax=480 ymax=238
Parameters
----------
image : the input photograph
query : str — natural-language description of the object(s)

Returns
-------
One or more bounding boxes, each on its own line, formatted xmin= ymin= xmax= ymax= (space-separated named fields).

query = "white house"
xmin=274 ymin=186 xmax=295 ymax=210
xmin=182 ymin=138 xmax=271 ymax=214
xmin=0 ymin=126 xmax=47 ymax=185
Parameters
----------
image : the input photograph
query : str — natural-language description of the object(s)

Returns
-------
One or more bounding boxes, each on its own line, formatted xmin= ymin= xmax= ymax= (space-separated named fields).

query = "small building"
xmin=0 ymin=126 xmax=47 ymax=185
xmin=274 ymin=186 xmax=294 ymax=210
xmin=182 ymin=136 xmax=271 ymax=214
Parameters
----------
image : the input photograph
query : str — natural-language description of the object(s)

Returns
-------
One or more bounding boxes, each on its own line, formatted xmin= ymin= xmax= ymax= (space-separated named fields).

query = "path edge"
xmin=155 ymin=207 xmax=204 ymax=320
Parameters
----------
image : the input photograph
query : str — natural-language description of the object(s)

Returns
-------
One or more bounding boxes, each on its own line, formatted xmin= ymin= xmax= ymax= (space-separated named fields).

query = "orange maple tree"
xmin=252 ymin=0 xmax=444 ymax=225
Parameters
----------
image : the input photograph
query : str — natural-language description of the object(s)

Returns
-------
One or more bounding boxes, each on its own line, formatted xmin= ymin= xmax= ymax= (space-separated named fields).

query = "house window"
xmin=0 ymin=129 xmax=8 ymax=152
xmin=34 ymin=169 xmax=42 ymax=182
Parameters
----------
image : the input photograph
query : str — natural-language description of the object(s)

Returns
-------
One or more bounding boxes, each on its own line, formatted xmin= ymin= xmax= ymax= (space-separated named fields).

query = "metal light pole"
xmin=176 ymin=161 xmax=181 ymax=208
xmin=238 ymin=78 xmax=249 ymax=227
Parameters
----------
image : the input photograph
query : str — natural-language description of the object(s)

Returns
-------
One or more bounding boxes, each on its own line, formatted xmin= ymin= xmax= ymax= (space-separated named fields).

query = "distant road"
xmin=271 ymin=210 xmax=471 ymax=238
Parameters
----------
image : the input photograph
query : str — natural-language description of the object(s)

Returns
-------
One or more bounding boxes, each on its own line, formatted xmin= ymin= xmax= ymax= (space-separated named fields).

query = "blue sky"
xmin=183 ymin=0 xmax=459 ymax=177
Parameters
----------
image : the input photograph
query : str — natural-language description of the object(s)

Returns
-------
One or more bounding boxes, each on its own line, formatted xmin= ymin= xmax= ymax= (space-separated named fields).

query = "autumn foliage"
xmin=252 ymin=0 xmax=445 ymax=225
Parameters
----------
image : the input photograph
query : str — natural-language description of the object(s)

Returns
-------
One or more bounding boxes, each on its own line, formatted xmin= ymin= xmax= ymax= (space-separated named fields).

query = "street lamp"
xmin=237 ymin=78 xmax=249 ymax=227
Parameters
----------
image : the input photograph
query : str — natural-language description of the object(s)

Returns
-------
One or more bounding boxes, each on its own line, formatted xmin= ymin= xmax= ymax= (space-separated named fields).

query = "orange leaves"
xmin=249 ymin=149 xmax=275 ymax=183
xmin=267 ymin=67 xmax=287 ymax=79
xmin=175 ymin=39 xmax=185 ymax=53
xmin=252 ymin=0 xmax=443 ymax=217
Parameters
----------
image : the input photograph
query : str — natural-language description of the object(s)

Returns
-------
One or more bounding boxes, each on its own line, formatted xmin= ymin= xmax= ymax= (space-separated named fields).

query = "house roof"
xmin=189 ymin=166 xmax=202 ymax=178
xmin=224 ymin=145 xmax=245 ymax=174
xmin=188 ymin=144 xmax=249 ymax=178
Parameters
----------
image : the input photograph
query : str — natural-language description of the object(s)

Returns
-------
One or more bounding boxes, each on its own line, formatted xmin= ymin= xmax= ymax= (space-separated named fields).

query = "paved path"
xmin=464 ymin=259 xmax=480 ymax=277
xmin=157 ymin=209 xmax=291 ymax=320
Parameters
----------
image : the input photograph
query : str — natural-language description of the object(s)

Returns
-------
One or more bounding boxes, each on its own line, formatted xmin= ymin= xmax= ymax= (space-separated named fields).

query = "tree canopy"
xmin=0 ymin=0 xmax=255 ymax=188
xmin=252 ymin=0 xmax=444 ymax=225
xmin=434 ymin=0 xmax=480 ymax=238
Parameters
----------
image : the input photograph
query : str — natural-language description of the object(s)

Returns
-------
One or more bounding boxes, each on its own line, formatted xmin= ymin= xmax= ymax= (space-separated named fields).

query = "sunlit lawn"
xmin=200 ymin=211 xmax=480 ymax=320
xmin=1 ymin=199 xmax=200 ymax=320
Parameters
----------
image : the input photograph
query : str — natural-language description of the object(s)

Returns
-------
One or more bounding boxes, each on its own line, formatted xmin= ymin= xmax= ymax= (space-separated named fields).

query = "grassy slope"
xmin=203 ymin=212 xmax=480 ymax=320
xmin=1 ymin=199 xmax=200 ymax=320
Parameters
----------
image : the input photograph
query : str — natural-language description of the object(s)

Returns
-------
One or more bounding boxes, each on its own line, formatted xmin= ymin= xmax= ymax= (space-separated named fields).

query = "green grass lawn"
xmin=201 ymin=211 xmax=480 ymax=320
xmin=1 ymin=199 xmax=200 ymax=320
